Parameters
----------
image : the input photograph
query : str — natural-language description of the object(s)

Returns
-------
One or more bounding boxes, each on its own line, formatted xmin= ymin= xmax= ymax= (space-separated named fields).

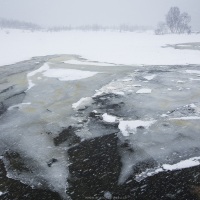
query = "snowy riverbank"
xmin=0 ymin=29 xmax=200 ymax=67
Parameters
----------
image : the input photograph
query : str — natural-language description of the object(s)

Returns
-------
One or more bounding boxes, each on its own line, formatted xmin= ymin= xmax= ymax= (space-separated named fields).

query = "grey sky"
xmin=0 ymin=0 xmax=199 ymax=30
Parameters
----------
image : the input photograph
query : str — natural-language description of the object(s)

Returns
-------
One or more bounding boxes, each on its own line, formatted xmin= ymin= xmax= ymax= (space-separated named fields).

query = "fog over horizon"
xmin=0 ymin=0 xmax=200 ymax=30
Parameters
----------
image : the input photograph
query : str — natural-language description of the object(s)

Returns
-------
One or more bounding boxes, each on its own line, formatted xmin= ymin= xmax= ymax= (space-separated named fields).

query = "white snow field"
xmin=0 ymin=29 xmax=200 ymax=67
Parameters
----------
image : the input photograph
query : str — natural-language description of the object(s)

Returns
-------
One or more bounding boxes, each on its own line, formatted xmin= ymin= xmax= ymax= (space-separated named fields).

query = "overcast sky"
xmin=0 ymin=0 xmax=199 ymax=30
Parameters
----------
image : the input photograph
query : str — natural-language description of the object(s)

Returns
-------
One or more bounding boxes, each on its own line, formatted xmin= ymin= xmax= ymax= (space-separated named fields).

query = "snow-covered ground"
xmin=0 ymin=29 xmax=200 ymax=67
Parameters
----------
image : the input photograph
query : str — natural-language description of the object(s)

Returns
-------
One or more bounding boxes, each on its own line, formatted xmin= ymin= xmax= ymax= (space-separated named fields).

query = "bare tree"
xmin=155 ymin=22 xmax=168 ymax=35
xmin=166 ymin=7 xmax=180 ymax=33
xmin=166 ymin=7 xmax=191 ymax=34
xmin=178 ymin=12 xmax=191 ymax=34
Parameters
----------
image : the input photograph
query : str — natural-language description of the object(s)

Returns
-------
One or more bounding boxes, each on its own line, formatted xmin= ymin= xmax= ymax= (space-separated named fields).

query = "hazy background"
xmin=0 ymin=0 xmax=199 ymax=30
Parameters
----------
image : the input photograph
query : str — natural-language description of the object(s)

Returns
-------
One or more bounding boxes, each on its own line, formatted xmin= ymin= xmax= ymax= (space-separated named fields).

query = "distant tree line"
xmin=0 ymin=18 xmax=152 ymax=33
xmin=0 ymin=18 xmax=42 ymax=31
xmin=47 ymin=24 xmax=153 ymax=32
xmin=155 ymin=7 xmax=191 ymax=35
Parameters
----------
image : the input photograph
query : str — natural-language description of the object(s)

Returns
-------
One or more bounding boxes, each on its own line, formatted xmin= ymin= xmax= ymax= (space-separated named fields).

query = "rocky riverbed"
xmin=1 ymin=55 xmax=200 ymax=199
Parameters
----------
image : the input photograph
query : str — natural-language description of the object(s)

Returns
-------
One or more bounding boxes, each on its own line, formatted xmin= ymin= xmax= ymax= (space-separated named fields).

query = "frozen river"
xmin=1 ymin=54 xmax=200 ymax=199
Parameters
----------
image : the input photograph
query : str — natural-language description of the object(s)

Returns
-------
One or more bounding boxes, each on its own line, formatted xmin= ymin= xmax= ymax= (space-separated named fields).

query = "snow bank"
xmin=1 ymin=29 xmax=200 ymax=67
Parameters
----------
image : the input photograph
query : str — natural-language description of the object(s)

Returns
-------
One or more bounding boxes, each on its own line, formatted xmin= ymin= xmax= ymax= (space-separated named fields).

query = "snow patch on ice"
xmin=112 ymin=91 xmax=125 ymax=96
xmin=27 ymin=79 xmax=35 ymax=90
xmin=26 ymin=63 xmax=50 ymax=90
xmin=190 ymin=78 xmax=200 ymax=81
xmin=72 ymin=97 xmax=93 ymax=110
xmin=28 ymin=63 xmax=49 ymax=77
xmin=186 ymin=70 xmax=200 ymax=75
xmin=64 ymin=59 xmax=116 ymax=66
xmin=163 ymin=157 xmax=200 ymax=170
xmin=42 ymin=68 xmax=98 ymax=81
xmin=0 ymin=191 xmax=5 ymax=196
xmin=118 ymin=120 xmax=156 ymax=136
xmin=170 ymin=116 xmax=200 ymax=120
xmin=136 ymin=156 xmax=200 ymax=181
xmin=26 ymin=63 xmax=98 ymax=90
xmin=144 ymin=75 xmax=156 ymax=81
xmin=177 ymin=80 xmax=185 ymax=83
xmin=102 ymin=113 xmax=117 ymax=123
xmin=122 ymin=78 xmax=132 ymax=82
xmin=8 ymin=103 xmax=31 ymax=111
xmin=190 ymin=103 xmax=197 ymax=108
xmin=136 ymin=88 xmax=152 ymax=94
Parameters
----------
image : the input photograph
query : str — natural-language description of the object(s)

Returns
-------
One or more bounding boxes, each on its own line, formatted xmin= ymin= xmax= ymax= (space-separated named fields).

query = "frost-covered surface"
xmin=0 ymin=29 xmax=200 ymax=67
